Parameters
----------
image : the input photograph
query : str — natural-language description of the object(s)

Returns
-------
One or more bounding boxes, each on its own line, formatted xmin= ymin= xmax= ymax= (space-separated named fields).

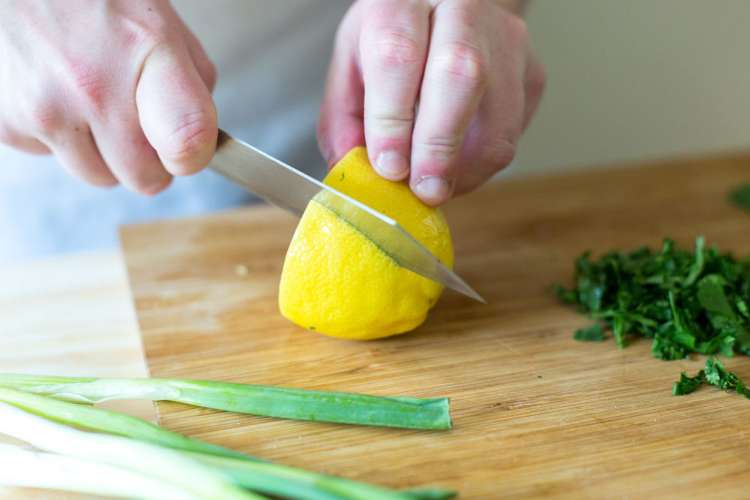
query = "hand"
xmin=0 ymin=0 xmax=218 ymax=194
xmin=318 ymin=0 xmax=544 ymax=206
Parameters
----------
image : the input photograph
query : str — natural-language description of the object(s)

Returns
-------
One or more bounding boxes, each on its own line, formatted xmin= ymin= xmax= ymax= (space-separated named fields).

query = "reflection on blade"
xmin=313 ymin=189 xmax=486 ymax=303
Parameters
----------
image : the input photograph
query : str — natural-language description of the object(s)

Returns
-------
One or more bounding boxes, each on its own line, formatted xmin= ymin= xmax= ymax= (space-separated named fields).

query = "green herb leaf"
xmin=557 ymin=237 xmax=750 ymax=359
xmin=672 ymin=370 xmax=706 ymax=395
xmin=574 ymin=324 xmax=607 ymax=342
xmin=703 ymin=358 xmax=750 ymax=397
xmin=697 ymin=275 xmax=750 ymax=352
xmin=673 ymin=358 xmax=750 ymax=400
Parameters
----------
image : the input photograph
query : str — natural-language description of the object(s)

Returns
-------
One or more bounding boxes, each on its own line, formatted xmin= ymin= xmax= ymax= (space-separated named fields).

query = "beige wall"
xmin=506 ymin=0 xmax=750 ymax=176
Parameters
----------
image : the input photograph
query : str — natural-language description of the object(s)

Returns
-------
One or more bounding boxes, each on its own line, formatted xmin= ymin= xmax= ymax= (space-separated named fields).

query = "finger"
xmin=317 ymin=7 xmax=365 ymax=167
xmin=0 ymin=125 xmax=50 ymax=155
xmin=410 ymin=1 xmax=490 ymax=205
xmin=454 ymin=13 xmax=532 ymax=195
xmin=182 ymin=29 xmax=217 ymax=91
xmin=46 ymin=125 xmax=118 ymax=187
xmin=136 ymin=43 xmax=218 ymax=177
xmin=90 ymin=106 xmax=172 ymax=195
xmin=360 ymin=0 xmax=430 ymax=181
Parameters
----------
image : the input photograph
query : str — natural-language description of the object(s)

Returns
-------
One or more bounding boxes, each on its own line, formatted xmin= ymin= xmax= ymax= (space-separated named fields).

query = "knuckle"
xmin=25 ymin=99 xmax=63 ymax=137
xmin=372 ymin=30 xmax=423 ymax=68
xmin=418 ymin=135 xmax=463 ymax=162
xmin=163 ymin=110 xmax=217 ymax=172
xmin=66 ymin=62 xmax=110 ymax=112
xmin=122 ymin=17 xmax=172 ymax=52
xmin=369 ymin=112 xmax=414 ymax=137
xmin=502 ymin=12 xmax=529 ymax=45
xmin=433 ymin=42 xmax=487 ymax=89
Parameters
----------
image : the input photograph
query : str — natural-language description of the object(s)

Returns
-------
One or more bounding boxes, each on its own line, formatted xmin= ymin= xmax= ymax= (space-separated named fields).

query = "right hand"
xmin=0 ymin=0 xmax=218 ymax=194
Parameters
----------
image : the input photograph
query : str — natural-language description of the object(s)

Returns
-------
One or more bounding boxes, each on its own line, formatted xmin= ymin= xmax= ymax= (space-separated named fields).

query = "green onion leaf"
xmin=0 ymin=374 xmax=451 ymax=430
xmin=192 ymin=453 xmax=455 ymax=500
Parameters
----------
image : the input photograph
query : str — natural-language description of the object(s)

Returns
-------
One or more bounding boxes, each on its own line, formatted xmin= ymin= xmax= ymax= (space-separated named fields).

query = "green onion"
xmin=0 ymin=387 xmax=256 ymax=462
xmin=0 ymin=402 xmax=262 ymax=499
xmin=0 ymin=443 xmax=198 ymax=500
xmin=400 ymin=490 xmax=457 ymax=500
xmin=190 ymin=452 xmax=456 ymax=500
xmin=0 ymin=388 xmax=455 ymax=499
xmin=0 ymin=373 xmax=451 ymax=430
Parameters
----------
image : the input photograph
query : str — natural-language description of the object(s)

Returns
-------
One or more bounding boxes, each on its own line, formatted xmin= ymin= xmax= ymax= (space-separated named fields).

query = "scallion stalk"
xmin=190 ymin=452 xmax=456 ymax=500
xmin=0 ymin=387 xmax=256 ymax=462
xmin=0 ymin=389 xmax=455 ymax=499
xmin=0 ymin=373 xmax=451 ymax=430
xmin=0 ymin=402 xmax=263 ymax=499
xmin=0 ymin=443 xmax=198 ymax=500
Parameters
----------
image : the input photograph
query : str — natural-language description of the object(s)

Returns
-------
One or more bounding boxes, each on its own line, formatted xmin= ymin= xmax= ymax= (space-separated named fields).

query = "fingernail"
xmin=414 ymin=176 xmax=453 ymax=205
xmin=375 ymin=151 xmax=409 ymax=180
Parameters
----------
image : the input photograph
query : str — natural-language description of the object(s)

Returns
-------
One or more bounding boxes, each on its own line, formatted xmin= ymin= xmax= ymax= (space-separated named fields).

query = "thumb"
xmin=136 ymin=43 xmax=218 ymax=176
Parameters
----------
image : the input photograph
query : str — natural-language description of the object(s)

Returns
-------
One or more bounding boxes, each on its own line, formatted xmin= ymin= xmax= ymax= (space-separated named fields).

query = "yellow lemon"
xmin=278 ymin=147 xmax=454 ymax=340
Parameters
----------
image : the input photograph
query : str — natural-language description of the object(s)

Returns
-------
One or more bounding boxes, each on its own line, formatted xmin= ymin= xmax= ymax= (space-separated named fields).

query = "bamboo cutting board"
xmin=121 ymin=151 xmax=750 ymax=499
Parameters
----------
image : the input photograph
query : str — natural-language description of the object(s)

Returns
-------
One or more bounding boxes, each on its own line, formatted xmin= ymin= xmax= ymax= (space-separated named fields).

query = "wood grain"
xmin=122 ymin=151 xmax=750 ymax=499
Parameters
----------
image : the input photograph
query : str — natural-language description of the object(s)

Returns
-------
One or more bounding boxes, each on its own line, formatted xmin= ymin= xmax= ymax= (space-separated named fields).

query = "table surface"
xmin=123 ymin=149 xmax=750 ymax=499
xmin=7 ymin=149 xmax=750 ymax=499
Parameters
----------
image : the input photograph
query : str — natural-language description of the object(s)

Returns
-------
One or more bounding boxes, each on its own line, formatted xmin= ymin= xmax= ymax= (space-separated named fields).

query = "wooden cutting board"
xmin=121 ymin=151 xmax=750 ymax=499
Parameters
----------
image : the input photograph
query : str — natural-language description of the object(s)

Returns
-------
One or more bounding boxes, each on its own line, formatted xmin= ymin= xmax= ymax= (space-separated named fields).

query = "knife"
xmin=208 ymin=130 xmax=485 ymax=303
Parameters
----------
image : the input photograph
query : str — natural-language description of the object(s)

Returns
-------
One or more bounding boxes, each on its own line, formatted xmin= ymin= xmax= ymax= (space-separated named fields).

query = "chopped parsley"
xmin=556 ymin=237 xmax=750 ymax=360
xmin=673 ymin=358 xmax=750 ymax=399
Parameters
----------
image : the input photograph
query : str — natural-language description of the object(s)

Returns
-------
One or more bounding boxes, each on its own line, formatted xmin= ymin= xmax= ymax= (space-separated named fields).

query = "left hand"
xmin=318 ymin=0 xmax=545 ymax=206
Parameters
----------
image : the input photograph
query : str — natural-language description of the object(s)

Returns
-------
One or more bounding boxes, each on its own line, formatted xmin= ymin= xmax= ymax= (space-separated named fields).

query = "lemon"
xmin=278 ymin=147 xmax=454 ymax=340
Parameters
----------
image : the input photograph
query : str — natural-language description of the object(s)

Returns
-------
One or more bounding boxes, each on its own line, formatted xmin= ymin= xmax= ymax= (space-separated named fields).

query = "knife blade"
xmin=208 ymin=130 xmax=485 ymax=303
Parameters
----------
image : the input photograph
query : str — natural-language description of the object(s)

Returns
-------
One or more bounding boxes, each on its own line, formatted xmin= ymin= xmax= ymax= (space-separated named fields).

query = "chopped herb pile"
xmin=556 ymin=237 xmax=750 ymax=360
xmin=673 ymin=358 xmax=750 ymax=399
